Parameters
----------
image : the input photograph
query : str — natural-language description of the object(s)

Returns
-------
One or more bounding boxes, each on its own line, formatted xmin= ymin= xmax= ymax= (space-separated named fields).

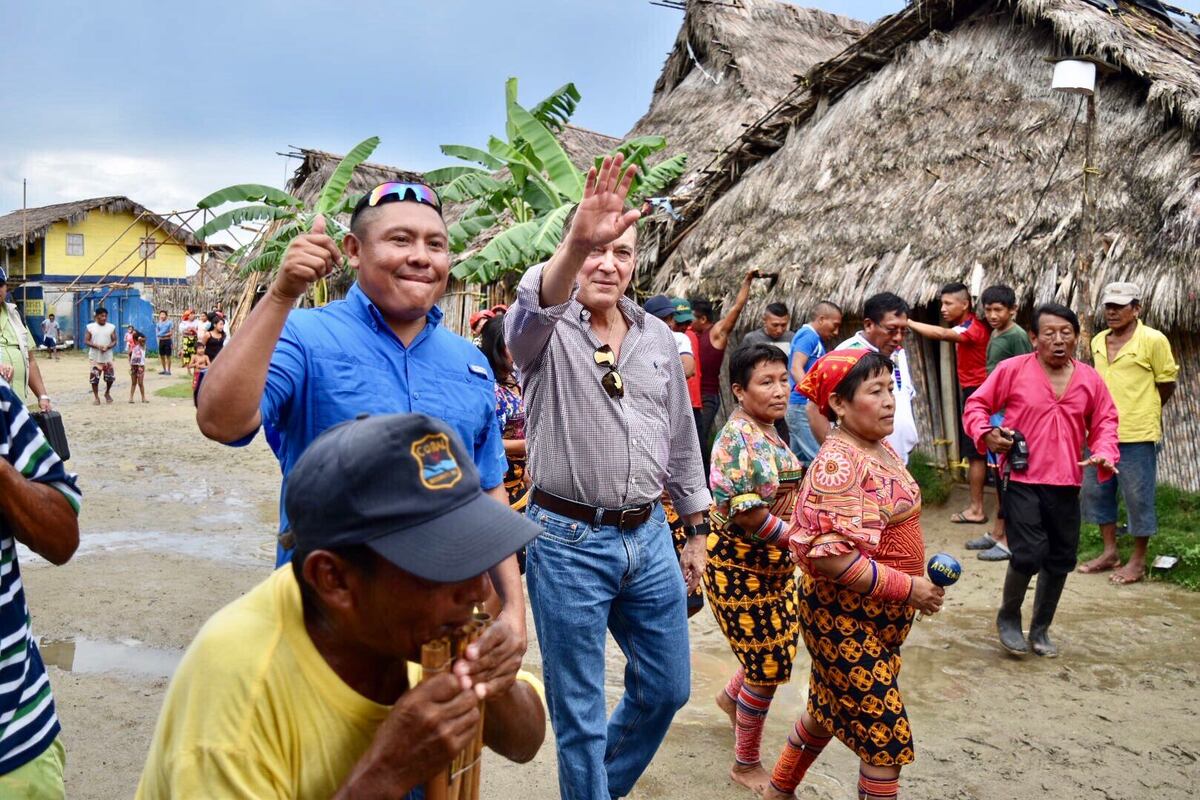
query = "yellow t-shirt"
xmin=1092 ymin=321 xmax=1178 ymax=443
xmin=136 ymin=567 xmax=543 ymax=799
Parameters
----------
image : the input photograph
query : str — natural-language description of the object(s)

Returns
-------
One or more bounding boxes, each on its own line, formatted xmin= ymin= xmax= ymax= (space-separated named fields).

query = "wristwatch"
xmin=683 ymin=521 xmax=711 ymax=539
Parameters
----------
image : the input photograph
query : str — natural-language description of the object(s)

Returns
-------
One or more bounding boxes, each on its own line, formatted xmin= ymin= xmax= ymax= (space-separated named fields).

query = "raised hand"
xmin=564 ymin=154 xmax=643 ymax=253
xmin=273 ymin=214 xmax=342 ymax=301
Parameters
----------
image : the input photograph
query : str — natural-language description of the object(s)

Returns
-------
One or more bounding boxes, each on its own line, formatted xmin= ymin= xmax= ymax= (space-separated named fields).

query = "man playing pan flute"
xmin=136 ymin=414 xmax=546 ymax=799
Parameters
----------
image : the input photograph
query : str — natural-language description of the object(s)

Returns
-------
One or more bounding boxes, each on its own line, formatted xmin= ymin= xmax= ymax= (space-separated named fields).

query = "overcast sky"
xmin=3 ymin=0 xmax=1198 ymax=221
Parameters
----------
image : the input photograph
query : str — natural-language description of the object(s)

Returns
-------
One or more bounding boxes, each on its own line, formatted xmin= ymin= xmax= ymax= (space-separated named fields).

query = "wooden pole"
xmin=21 ymin=179 xmax=27 ymax=281
xmin=1076 ymin=93 xmax=1097 ymax=362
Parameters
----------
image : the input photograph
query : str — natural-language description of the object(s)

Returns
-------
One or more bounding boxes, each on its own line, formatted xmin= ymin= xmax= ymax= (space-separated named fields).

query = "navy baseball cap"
xmin=285 ymin=413 xmax=541 ymax=582
xmin=643 ymin=294 xmax=675 ymax=319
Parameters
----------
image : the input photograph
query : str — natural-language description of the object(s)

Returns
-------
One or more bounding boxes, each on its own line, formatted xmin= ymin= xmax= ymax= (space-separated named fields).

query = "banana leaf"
xmin=437 ymin=172 xmax=507 ymax=204
xmin=197 ymin=184 xmax=301 ymax=210
xmin=530 ymin=82 xmax=581 ymax=133
xmin=448 ymin=210 xmax=499 ymax=252
xmin=631 ymin=153 xmax=688 ymax=200
xmin=316 ymin=136 xmax=381 ymax=216
xmin=451 ymin=216 xmax=545 ymax=282
xmin=531 ymin=204 xmax=572 ymax=253
xmin=424 ymin=165 xmax=492 ymax=185
xmin=195 ymin=205 xmax=295 ymax=241
xmin=238 ymin=242 xmax=286 ymax=277
xmin=331 ymin=192 xmax=366 ymax=218
xmin=440 ymin=144 xmax=503 ymax=170
xmin=507 ymin=100 xmax=583 ymax=201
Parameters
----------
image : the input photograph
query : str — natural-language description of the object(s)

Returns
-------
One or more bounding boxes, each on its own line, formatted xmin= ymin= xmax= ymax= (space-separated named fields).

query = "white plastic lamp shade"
xmin=1052 ymin=59 xmax=1096 ymax=95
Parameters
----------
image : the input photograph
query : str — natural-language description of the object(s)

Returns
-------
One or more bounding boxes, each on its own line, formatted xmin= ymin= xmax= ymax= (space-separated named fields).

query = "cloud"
xmin=0 ymin=146 xmax=289 ymax=221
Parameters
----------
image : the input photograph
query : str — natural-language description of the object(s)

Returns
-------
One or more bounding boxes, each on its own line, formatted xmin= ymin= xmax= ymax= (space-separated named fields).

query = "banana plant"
xmin=194 ymin=136 xmax=381 ymax=304
xmin=426 ymin=79 xmax=687 ymax=284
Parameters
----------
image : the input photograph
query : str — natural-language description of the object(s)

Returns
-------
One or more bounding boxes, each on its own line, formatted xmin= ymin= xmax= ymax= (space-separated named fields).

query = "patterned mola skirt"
xmin=798 ymin=570 xmax=916 ymax=766
xmin=704 ymin=529 xmax=800 ymax=685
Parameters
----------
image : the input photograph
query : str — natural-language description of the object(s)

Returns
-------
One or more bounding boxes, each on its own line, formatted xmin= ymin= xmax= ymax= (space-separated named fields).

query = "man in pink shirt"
xmin=964 ymin=303 xmax=1118 ymax=659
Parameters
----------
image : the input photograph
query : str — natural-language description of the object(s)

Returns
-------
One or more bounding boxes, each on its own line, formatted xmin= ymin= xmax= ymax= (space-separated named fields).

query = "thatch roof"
xmin=0 ymin=196 xmax=200 ymax=251
xmin=626 ymin=0 xmax=865 ymax=191
xmin=648 ymin=0 xmax=1200 ymax=330
xmin=285 ymin=124 xmax=620 ymax=222
xmin=285 ymin=148 xmax=424 ymax=212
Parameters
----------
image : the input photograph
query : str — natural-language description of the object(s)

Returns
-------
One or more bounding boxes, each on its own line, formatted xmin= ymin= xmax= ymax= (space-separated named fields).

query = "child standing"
xmin=129 ymin=334 xmax=149 ymax=403
xmin=190 ymin=345 xmax=211 ymax=407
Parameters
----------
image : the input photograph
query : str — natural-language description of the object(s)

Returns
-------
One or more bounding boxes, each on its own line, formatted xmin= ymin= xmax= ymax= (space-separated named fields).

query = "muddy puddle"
xmin=39 ymin=637 xmax=182 ymax=679
xmin=43 ymin=530 xmax=276 ymax=567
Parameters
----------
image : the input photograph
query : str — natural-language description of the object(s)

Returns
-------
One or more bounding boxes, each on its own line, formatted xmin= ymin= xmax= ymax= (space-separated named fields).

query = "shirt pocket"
xmin=412 ymin=366 xmax=494 ymax=441
xmin=310 ymin=355 xmax=395 ymax=426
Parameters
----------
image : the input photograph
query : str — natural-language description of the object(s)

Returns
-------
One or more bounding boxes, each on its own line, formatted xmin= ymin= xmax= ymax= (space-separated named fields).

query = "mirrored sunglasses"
xmin=366 ymin=182 xmax=442 ymax=214
xmin=593 ymin=344 xmax=624 ymax=399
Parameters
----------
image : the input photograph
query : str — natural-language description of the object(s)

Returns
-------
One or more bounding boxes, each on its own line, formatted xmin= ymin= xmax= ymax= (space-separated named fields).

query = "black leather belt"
xmin=530 ymin=488 xmax=654 ymax=531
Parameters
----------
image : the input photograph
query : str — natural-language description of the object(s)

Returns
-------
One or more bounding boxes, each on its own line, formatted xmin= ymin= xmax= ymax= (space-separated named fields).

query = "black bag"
xmin=30 ymin=410 xmax=70 ymax=462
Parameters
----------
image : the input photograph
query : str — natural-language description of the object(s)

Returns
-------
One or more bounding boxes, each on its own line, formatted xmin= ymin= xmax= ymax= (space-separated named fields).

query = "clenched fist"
xmin=273 ymin=215 xmax=343 ymax=301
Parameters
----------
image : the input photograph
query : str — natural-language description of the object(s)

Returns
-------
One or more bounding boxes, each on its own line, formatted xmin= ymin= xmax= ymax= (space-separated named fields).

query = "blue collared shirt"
xmin=231 ymin=283 xmax=506 ymax=566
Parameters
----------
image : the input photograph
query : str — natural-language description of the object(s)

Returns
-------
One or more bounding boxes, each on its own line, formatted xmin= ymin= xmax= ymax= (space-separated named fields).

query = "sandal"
xmin=952 ymin=512 xmax=989 ymax=524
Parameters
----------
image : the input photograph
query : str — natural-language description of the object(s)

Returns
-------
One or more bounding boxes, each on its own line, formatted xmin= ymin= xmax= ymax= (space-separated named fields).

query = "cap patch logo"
xmin=411 ymin=433 xmax=462 ymax=490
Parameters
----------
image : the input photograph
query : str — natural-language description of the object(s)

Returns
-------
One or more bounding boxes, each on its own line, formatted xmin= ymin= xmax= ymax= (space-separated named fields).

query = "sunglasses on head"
xmin=365 ymin=182 xmax=443 ymax=214
xmin=593 ymin=344 xmax=625 ymax=399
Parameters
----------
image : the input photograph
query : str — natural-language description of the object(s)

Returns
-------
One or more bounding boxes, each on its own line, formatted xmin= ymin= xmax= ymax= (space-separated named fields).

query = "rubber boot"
xmin=996 ymin=566 xmax=1032 ymax=655
xmin=1028 ymin=571 xmax=1068 ymax=658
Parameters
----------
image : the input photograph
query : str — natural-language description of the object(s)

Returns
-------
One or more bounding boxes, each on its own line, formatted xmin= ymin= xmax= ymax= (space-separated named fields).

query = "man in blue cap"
xmin=138 ymin=413 xmax=546 ymax=799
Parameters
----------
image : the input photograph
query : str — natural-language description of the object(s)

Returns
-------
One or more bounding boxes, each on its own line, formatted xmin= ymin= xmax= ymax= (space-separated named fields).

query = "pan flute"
xmin=419 ymin=612 xmax=492 ymax=800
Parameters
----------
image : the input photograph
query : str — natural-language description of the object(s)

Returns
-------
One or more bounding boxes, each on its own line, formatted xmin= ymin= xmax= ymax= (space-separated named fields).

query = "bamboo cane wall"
xmin=1158 ymin=332 xmax=1199 ymax=493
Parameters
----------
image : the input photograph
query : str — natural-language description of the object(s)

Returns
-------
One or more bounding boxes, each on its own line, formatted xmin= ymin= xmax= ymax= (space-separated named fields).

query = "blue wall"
xmin=74 ymin=289 xmax=154 ymax=354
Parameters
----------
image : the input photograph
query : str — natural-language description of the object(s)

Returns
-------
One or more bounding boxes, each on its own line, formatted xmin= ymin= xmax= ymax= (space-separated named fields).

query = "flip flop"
xmin=951 ymin=512 xmax=989 ymax=524
xmin=1110 ymin=570 xmax=1144 ymax=585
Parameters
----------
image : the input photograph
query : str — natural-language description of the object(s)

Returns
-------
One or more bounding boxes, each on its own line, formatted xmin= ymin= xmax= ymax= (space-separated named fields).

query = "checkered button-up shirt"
xmin=505 ymin=264 xmax=711 ymax=516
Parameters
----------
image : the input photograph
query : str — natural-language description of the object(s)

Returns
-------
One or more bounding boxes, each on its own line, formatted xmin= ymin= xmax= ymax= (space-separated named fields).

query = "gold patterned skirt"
xmin=702 ymin=520 xmax=800 ymax=686
xmin=799 ymin=571 xmax=916 ymax=766
xmin=505 ymin=457 xmax=528 ymax=511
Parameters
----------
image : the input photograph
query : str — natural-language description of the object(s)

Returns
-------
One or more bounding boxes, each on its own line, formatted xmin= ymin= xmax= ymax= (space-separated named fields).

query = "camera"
xmin=1006 ymin=430 xmax=1030 ymax=471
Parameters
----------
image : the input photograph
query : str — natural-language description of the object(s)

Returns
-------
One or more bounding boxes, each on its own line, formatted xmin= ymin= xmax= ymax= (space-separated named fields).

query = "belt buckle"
xmin=618 ymin=507 xmax=637 ymax=530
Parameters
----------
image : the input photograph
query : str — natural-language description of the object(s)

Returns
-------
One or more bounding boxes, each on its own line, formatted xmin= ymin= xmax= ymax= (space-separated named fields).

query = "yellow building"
xmin=0 ymin=196 xmax=197 ymax=285
xmin=0 ymin=197 xmax=201 ymax=349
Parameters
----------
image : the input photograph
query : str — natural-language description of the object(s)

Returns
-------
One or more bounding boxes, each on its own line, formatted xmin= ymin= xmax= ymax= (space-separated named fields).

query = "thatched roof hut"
xmin=0 ymin=196 xmax=200 ymax=252
xmin=642 ymin=0 xmax=1200 ymax=489
xmin=626 ymin=0 xmax=865 ymax=191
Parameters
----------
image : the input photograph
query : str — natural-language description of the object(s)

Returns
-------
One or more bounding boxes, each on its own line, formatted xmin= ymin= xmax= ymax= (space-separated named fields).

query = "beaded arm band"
xmin=752 ymin=513 xmax=787 ymax=544
xmin=832 ymin=553 xmax=914 ymax=603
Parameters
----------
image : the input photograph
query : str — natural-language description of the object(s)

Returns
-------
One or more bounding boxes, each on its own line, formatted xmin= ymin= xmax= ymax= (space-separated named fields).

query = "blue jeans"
xmin=786 ymin=402 xmax=820 ymax=463
xmin=525 ymin=500 xmax=691 ymax=800
xmin=1081 ymin=441 xmax=1159 ymax=536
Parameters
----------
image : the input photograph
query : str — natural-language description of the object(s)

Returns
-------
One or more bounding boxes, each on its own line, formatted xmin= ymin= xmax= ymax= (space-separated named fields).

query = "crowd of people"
xmin=0 ymin=157 xmax=1181 ymax=799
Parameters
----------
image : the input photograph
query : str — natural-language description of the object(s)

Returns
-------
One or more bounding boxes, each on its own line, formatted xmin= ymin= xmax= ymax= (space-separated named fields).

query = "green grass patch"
xmin=1077 ymin=484 xmax=1200 ymax=592
xmin=909 ymin=451 xmax=953 ymax=507
xmin=154 ymin=381 xmax=194 ymax=399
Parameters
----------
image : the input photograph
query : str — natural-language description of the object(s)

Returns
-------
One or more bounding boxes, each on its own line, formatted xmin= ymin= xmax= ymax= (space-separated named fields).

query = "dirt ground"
xmin=17 ymin=351 xmax=1200 ymax=799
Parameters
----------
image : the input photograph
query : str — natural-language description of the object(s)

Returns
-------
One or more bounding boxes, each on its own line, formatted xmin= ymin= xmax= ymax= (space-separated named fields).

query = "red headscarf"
xmin=469 ymin=309 xmax=496 ymax=333
xmin=797 ymin=349 xmax=871 ymax=415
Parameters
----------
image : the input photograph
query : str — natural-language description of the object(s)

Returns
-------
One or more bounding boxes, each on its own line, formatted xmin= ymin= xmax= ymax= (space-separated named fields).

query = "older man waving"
xmin=506 ymin=155 xmax=710 ymax=800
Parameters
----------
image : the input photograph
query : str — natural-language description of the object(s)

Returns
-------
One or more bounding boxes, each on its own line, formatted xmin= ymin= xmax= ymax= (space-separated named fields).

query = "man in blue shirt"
xmin=785 ymin=301 xmax=842 ymax=463
xmin=154 ymin=311 xmax=174 ymax=375
xmin=196 ymin=182 xmax=525 ymax=650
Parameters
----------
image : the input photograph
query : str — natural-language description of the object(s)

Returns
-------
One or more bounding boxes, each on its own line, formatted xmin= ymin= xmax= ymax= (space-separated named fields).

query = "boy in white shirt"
xmin=84 ymin=307 xmax=118 ymax=405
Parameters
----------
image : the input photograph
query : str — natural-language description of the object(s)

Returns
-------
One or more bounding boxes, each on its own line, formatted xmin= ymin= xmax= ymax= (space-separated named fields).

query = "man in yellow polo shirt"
xmin=137 ymin=414 xmax=546 ymax=799
xmin=1078 ymin=282 xmax=1178 ymax=585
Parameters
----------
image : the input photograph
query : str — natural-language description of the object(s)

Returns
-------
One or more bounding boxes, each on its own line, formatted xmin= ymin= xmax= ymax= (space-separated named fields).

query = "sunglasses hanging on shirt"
xmin=593 ymin=344 xmax=625 ymax=399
